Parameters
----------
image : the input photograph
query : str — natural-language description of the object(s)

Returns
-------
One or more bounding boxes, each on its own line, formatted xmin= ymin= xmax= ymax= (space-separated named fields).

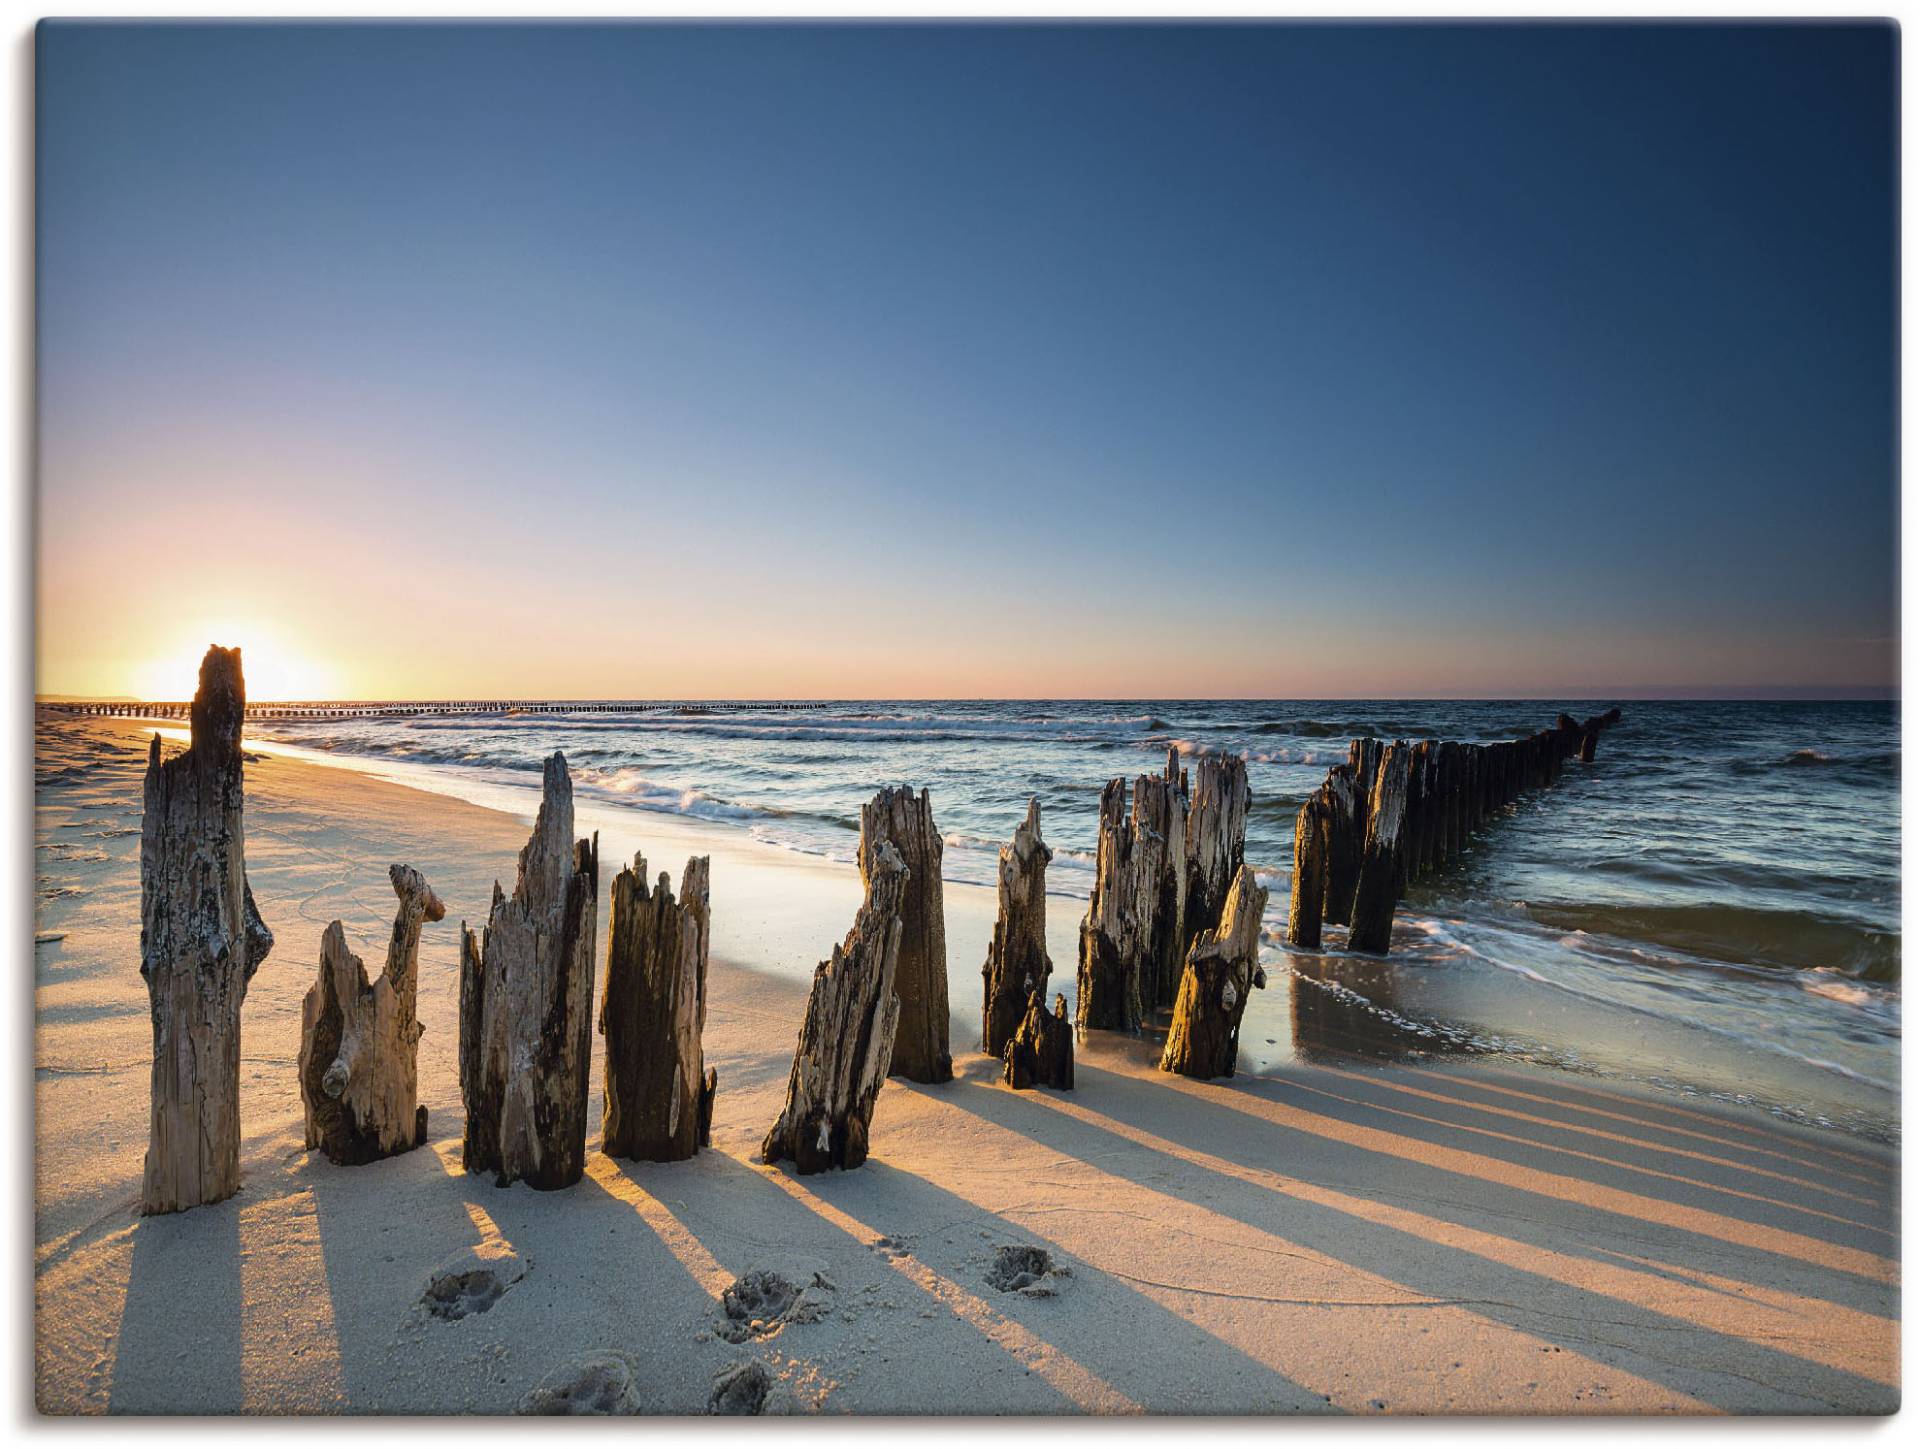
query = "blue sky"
xmin=37 ymin=22 xmax=1897 ymax=699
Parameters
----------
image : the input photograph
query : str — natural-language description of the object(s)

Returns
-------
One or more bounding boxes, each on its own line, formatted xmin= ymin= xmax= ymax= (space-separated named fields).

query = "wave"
xmin=1525 ymin=900 xmax=1899 ymax=983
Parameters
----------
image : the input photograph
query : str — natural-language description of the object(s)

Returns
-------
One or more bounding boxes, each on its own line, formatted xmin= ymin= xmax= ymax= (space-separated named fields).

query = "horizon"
xmin=36 ymin=21 xmax=1897 ymax=700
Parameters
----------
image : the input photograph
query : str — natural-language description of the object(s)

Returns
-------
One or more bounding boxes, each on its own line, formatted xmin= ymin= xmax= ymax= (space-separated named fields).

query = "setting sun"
xmin=133 ymin=626 xmax=339 ymax=703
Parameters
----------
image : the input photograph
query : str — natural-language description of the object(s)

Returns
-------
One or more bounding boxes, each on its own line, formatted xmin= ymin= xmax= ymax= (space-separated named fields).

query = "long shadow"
xmin=1251 ymin=1061 xmax=1897 ymax=1248
xmin=930 ymin=1067 xmax=1896 ymax=1414
xmin=679 ymin=1146 xmax=1335 ymax=1414
xmin=1116 ymin=1060 xmax=1897 ymax=1304
xmin=1386 ymin=1065 xmax=1899 ymax=1192
xmin=1433 ymin=1067 xmax=1897 ymax=1181
xmin=303 ymin=1135 xmax=506 ymax=1412
xmin=110 ymin=1203 xmax=244 ymax=1413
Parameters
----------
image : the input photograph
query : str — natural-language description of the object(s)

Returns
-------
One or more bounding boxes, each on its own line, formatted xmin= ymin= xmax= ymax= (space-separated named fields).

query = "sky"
xmin=36 ymin=21 xmax=1897 ymax=700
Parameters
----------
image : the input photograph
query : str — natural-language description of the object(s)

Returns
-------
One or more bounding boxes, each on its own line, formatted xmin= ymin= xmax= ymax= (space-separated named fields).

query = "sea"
xmin=244 ymin=699 xmax=1900 ymax=1143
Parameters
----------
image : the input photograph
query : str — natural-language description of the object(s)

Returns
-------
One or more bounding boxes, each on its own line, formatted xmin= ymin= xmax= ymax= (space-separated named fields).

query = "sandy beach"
xmin=32 ymin=713 xmax=1899 ymax=1415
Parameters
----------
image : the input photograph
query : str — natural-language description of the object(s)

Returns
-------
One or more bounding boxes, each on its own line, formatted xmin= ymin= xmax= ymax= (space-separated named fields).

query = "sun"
xmin=134 ymin=625 xmax=340 ymax=703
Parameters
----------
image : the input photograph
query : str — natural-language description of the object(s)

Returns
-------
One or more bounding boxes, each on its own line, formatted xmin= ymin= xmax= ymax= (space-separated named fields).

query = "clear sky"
xmin=37 ymin=21 xmax=1897 ymax=700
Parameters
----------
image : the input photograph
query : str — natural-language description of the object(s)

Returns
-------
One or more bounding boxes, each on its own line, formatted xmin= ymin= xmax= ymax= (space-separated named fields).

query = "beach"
xmin=33 ymin=712 xmax=1900 ymax=1415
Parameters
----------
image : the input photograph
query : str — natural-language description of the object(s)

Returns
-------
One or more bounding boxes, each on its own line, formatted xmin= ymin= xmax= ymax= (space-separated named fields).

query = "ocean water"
xmin=247 ymin=699 xmax=1900 ymax=1142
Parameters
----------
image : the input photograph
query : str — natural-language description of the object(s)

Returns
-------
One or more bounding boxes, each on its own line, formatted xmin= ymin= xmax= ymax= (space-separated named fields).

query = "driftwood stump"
xmin=1077 ymin=779 xmax=1144 ymax=1033
xmin=1076 ymin=752 xmax=1190 ymax=1034
xmin=762 ymin=839 xmax=907 ymax=1174
xmin=1184 ymin=752 xmax=1251 ymax=952
xmin=862 ymin=788 xmax=951 ymax=1084
xmin=1348 ymin=743 xmax=1410 ymax=955
xmin=298 ymin=864 xmax=445 ymax=1165
xmin=459 ymin=753 xmax=599 ymax=1190
xmin=1002 ymin=992 xmax=1073 ymax=1091
xmin=1286 ymin=792 xmax=1329 ymax=949
xmin=1135 ymin=750 xmax=1190 ymax=1012
xmin=1160 ymin=865 xmax=1269 ymax=1080
xmin=981 ymin=798 xmax=1052 ymax=1059
xmin=138 ymin=645 xmax=274 ymax=1214
xmin=601 ymin=854 xmax=714 ymax=1163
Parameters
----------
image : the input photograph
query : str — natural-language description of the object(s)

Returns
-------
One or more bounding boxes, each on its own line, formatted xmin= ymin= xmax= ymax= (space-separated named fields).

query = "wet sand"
xmin=33 ymin=714 xmax=1899 ymax=1414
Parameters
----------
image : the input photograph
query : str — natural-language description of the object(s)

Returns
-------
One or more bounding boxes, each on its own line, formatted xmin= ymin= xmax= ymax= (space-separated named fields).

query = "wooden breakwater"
xmin=43 ymin=698 xmax=824 ymax=722
xmin=1287 ymin=709 xmax=1622 ymax=955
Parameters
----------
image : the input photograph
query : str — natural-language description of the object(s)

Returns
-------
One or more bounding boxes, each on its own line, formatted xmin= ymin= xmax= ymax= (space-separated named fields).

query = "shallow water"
xmin=244 ymin=699 xmax=1900 ymax=1142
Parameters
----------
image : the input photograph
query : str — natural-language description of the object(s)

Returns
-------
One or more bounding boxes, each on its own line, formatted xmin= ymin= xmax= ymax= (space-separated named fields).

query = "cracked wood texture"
xmin=1160 ymin=865 xmax=1268 ymax=1080
xmin=459 ymin=753 xmax=599 ymax=1190
xmin=980 ymin=798 xmax=1052 ymax=1059
xmin=1183 ymin=752 xmax=1251 ymax=958
xmin=600 ymin=853 xmax=714 ymax=1163
xmin=762 ymin=838 xmax=907 ymax=1174
xmin=861 ymin=787 xmax=951 ymax=1083
xmin=138 ymin=645 xmax=274 ymax=1215
xmin=1002 ymin=991 xmax=1074 ymax=1091
xmin=1077 ymin=751 xmax=1190 ymax=1032
xmin=298 ymin=863 xmax=445 ymax=1165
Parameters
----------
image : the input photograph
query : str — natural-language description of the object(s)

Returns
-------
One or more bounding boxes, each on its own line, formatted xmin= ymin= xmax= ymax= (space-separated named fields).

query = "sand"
xmin=32 ymin=713 xmax=1899 ymax=1415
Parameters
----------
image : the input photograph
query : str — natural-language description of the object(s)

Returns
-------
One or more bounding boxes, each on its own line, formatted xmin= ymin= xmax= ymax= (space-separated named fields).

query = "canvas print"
xmin=32 ymin=19 xmax=1897 ymax=1416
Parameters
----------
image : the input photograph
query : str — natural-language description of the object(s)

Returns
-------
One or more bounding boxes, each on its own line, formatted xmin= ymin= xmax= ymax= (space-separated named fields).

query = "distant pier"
xmin=40 ymin=699 xmax=818 ymax=722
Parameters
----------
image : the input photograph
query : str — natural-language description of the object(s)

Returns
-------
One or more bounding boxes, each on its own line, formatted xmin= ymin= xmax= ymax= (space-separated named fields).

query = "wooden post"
xmin=1002 ymin=992 xmax=1073 ymax=1091
xmin=861 ymin=787 xmax=951 ymax=1084
xmin=298 ymin=863 xmax=444 ymax=1165
xmin=1076 ymin=779 xmax=1144 ymax=1033
xmin=1322 ymin=764 xmax=1364 ymax=926
xmin=600 ymin=854 xmax=714 ymax=1163
xmin=1135 ymin=748 xmax=1190 ymax=1012
xmin=1160 ymin=865 xmax=1268 ymax=1080
xmin=762 ymin=837 xmax=907 ymax=1174
xmin=138 ymin=645 xmax=274 ymax=1214
xmin=1348 ymin=743 xmax=1410 ymax=955
xmin=459 ymin=753 xmax=599 ymax=1190
xmin=1184 ymin=751 xmax=1251 ymax=951
xmin=1286 ymin=791 xmax=1328 ymax=949
xmin=981 ymin=798 xmax=1052 ymax=1060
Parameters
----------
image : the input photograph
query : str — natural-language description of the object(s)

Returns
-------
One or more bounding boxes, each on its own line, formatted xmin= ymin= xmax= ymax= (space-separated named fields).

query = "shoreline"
xmin=33 ymin=714 xmax=1900 ymax=1413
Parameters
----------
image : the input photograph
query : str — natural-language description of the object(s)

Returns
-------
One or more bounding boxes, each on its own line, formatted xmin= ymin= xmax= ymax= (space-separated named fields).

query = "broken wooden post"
xmin=1184 ymin=752 xmax=1251 ymax=951
xmin=1002 ymin=992 xmax=1074 ymax=1091
xmin=459 ymin=753 xmax=599 ymax=1190
xmin=762 ymin=838 xmax=907 ymax=1174
xmin=1286 ymin=790 xmax=1329 ymax=949
xmin=1347 ymin=742 xmax=1410 ymax=955
xmin=298 ymin=863 xmax=444 ymax=1165
xmin=1077 ymin=779 xmax=1144 ymax=1033
xmin=139 ymin=644 xmax=274 ymax=1214
xmin=600 ymin=853 xmax=714 ymax=1163
xmin=981 ymin=798 xmax=1052 ymax=1060
xmin=1160 ymin=865 xmax=1269 ymax=1080
xmin=1135 ymin=748 xmax=1190 ymax=1013
xmin=1321 ymin=763 xmax=1365 ymax=927
xmin=861 ymin=787 xmax=951 ymax=1084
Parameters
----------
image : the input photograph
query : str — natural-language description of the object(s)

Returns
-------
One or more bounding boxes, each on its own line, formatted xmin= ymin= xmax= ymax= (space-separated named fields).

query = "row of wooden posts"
xmin=135 ymin=645 xmax=1613 ymax=1215
xmin=1285 ymin=708 xmax=1622 ymax=954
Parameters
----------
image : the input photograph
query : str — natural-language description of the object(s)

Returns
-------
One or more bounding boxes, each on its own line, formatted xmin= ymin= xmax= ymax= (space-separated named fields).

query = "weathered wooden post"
xmin=861 ymin=788 xmax=951 ymax=1084
xmin=762 ymin=838 xmax=907 ymax=1174
xmin=298 ymin=863 xmax=444 ymax=1165
xmin=1286 ymin=790 xmax=1328 ymax=949
xmin=1002 ymin=992 xmax=1074 ymax=1091
xmin=1347 ymin=743 xmax=1410 ymax=954
xmin=1184 ymin=751 xmax=1251 ymax=950
xmin=139 ymin=645 xmax=274 ymax=1214
xmin=1136 ymin=749 xmax=1191 ymax=1012
xmin=1322 ymin=764 xmax=1365 ymax=927
xmin=459 ymin=753 xmax=599 ymax=1190
xmin=1077 ymin=778 xmax=1145 ymax=1033
xmin=1160 ymin=866 xmax=1269 ymax=1080
xmin=600 ymin=854 xmax=714 ymax=1163
xmin=981 ymin=799 xmax=1052 ymax=1059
